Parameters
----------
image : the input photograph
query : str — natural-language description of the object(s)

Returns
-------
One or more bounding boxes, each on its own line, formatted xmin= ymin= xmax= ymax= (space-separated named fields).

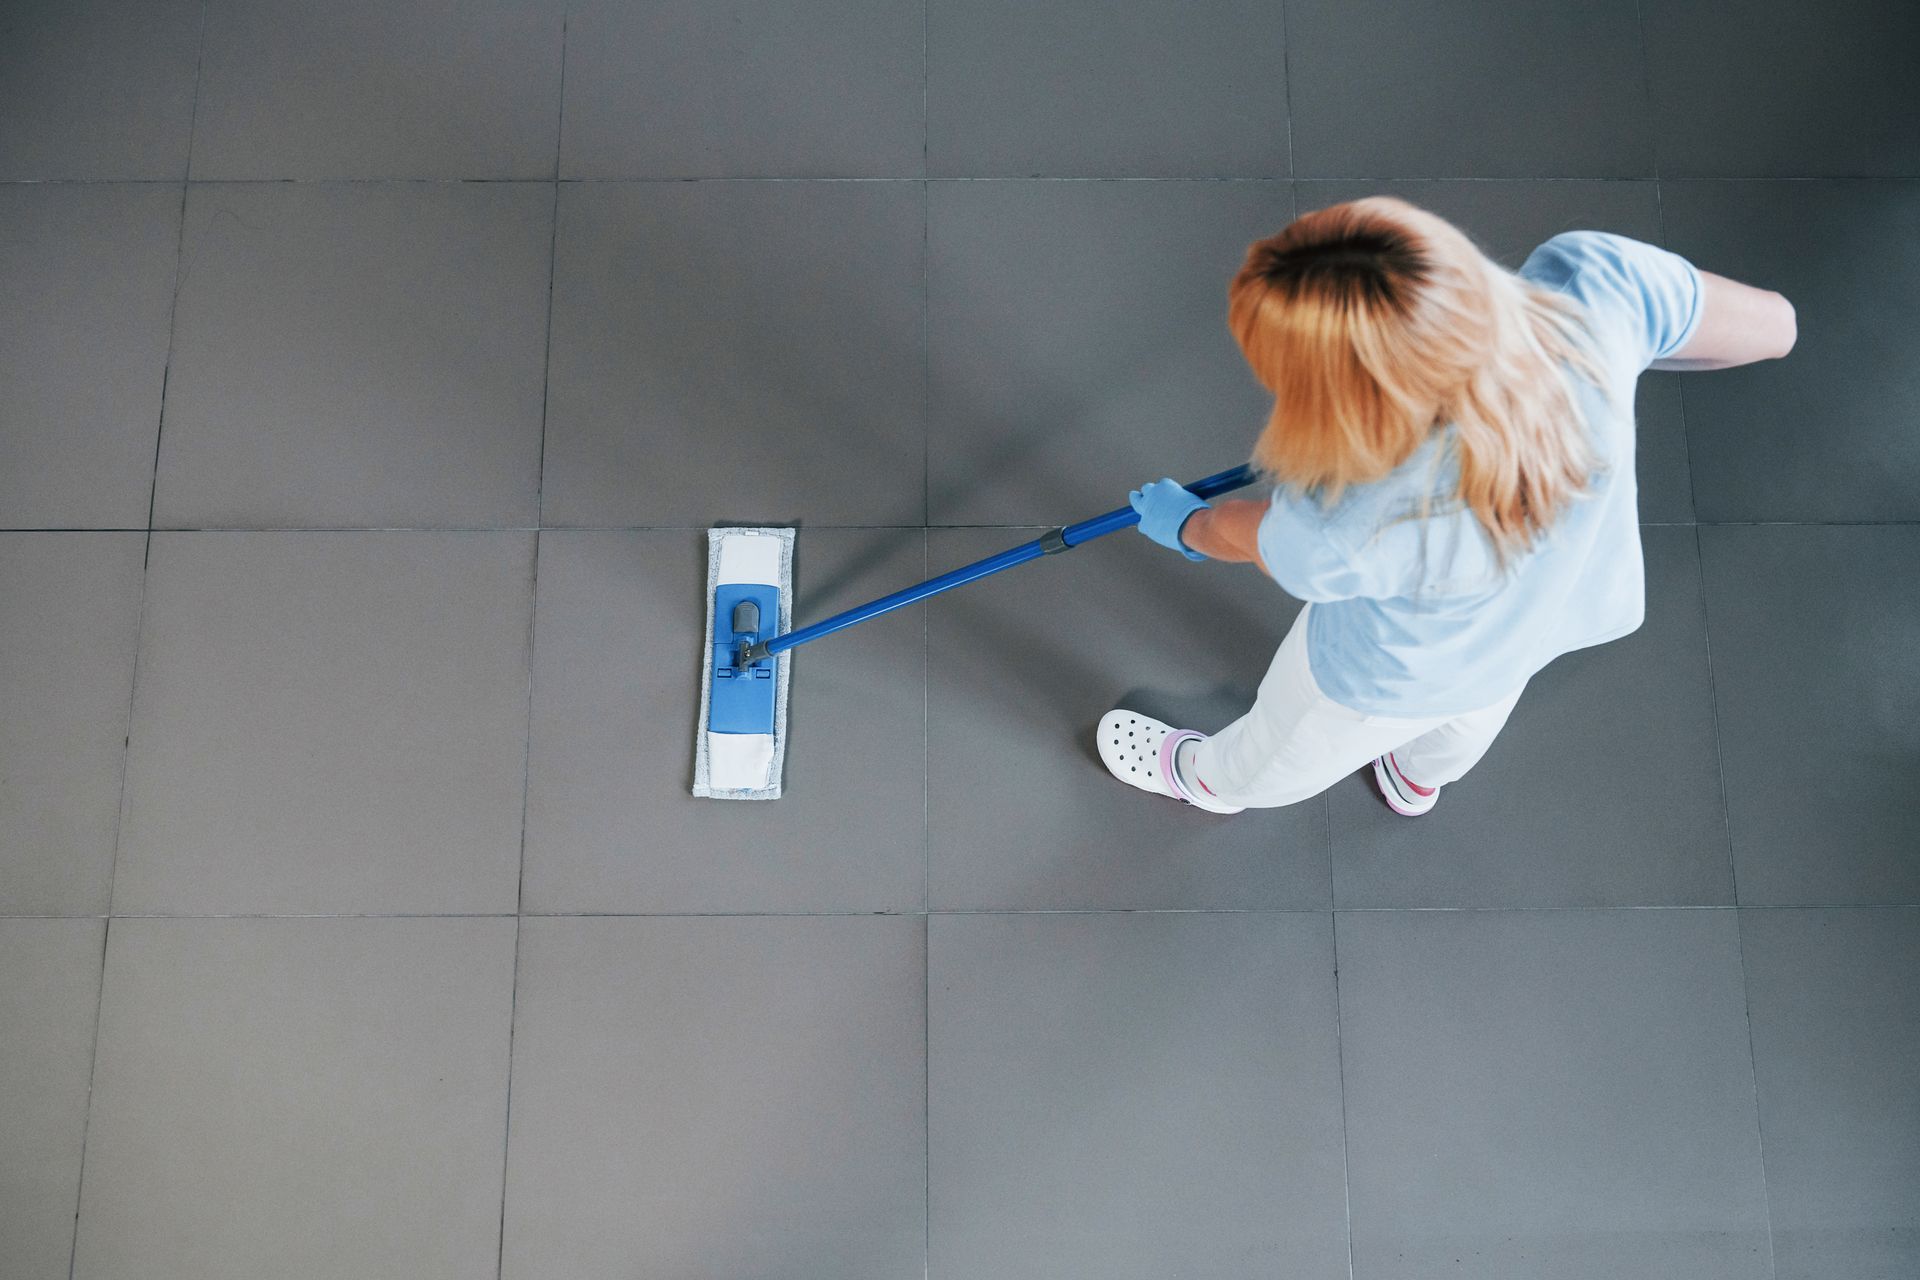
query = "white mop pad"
xmin=692 ymin=527 xmax=793 ymax=799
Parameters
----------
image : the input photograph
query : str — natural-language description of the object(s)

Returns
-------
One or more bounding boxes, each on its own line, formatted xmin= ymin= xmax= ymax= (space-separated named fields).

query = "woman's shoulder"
xmin=1522 ymin=231 xmax=1706 ymax=370
xmin=1521 ymin=230 xmax=1661 ymax=290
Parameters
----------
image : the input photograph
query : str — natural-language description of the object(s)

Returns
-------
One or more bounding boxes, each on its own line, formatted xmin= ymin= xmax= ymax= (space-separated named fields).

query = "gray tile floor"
xmin=1 ymin=1 xmax=1915 ymax=1277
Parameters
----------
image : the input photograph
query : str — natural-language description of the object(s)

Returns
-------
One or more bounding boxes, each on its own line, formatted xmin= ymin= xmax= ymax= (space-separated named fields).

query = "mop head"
xmin=693 ymin=527 xmax=793 ymax=800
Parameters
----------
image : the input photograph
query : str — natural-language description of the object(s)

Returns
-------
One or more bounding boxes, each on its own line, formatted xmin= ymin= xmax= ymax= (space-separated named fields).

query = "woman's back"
xmin=1256 ymin=231 xmax=1705 ymax=717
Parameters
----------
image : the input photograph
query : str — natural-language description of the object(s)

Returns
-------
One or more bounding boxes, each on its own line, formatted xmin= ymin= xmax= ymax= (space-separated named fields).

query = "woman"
xmin=1101 ymin=198 xmax=1795 ymax=816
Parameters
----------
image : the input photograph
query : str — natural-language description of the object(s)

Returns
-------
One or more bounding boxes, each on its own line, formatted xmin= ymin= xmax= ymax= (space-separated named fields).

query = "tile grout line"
xmin=11 ymin=175 xmax=1920 ymax=186
xmin=1278 ymin=0 xmax=1298 ymax=181
xmin=1692 ymin=528 xmax=1741 ymax=906
xmin=496 ymin=527 xmax=539 ymax=1279
xmin=1329 ymin=911 xmax=1358 ymax=1280
xmin=1732 ymin=909 xmax=1782 ymax=1280
xmin=8 ymin=903 xmax=1920 ymax=923
xmin=1320 ymin=738 xmax=1341 ymax=1256
xmin=66 ymin=4 xmax=213 ymax=1277
xmin=494 ymin=915 xmax=526 ymax=1280
xmin=532 ymin=16 xmax=568 ymax=535
xmin=1691 ymin=519 xmax=1780 ymax=1279
xmin=1630 ymin=0 xmax=1661 ymax=182
xmin=921 ymin=533 xmax=933 ymax=1280
xmin=140 ymin=0 xmax=217 ymax=541
xmin=76 ymin=294 xmax=165 ymax=1264
xmin=921 ymin=4 xmax=933 ymax=1262
xmin=920 ymin=176 xmax=932 ymax=530
xmin=60 ymin=917 xmax=112 ymax=1280
xmin=497 ymin=19 xmax=567 ymax=1280
xmin=920 ymin=910 xmax=933 ymax=1280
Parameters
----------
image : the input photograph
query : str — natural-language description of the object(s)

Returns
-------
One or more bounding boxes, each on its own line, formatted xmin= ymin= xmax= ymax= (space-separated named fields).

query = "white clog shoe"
xmin=1097 ymin=709 xmax=1244 ymax=815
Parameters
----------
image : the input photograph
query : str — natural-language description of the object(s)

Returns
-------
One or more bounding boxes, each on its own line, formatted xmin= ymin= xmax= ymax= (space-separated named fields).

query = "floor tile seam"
xmin=514 ymin=454 xmax=546 ymax=920
xmin=1630 ymin=0 xmax=1662 ymax=181
xmin=1277 ymin=0 xmax=1298 ymax=181
xmin=67 ymin=13 xmax=212 ymax=1274
xmin=59 ymin=917 xmax=111 ymax=1280
xmin=103 ymin=523 xmax=158 ymax=927
xmin=920 ymin=912 xmax=931 ymax=1280
xmin=1292 ymin=172 xmax=1920 ymax=183
xmin=1691 ymin=523 xmax=1744 ymax=911
xmin=919 ymin=177 xmax=932 ymax=529
xmin=178 ymin=1 xmax=212 ymax=187
xmin=1639 ymin=174 xmax=1920 ymax=183
xmin=134 ymin=0 xmax=212 ymax=540
xmin=1328 ymin=910 xmax=1358 ymax=1280
xmin=139 ymin=168 xmax=200 ymax=531
xmin=508 ymin=1 xmax=565 ymax=914
xmin=64 ymin=2 xmax=205 ymax=1261
xmin=1323 ymin=800 xmax=1336 ymax=909
xmin=41 ymin=903 xmax=1919 ymax=922
xmin=500 ymin=381 xmax=542 ymax=1280
xmin=494 ymin=916 xmax=525 ymax=1280
xmin=8 ymin=174 xmax=1920 ymax=187
xmin=930 ymin=904 xmax=1767 ymax=916
xmin=921 ymin=536 xmax=932 ymax=914
xmin=530 ymin=13 xmax=567 ymax=535
xmin=1335 ymin=901 xmax=1920 ymax=912
xmin=919 ymin=0 xmax=930 ymax=183
xmin=920 ymin=535 xmax=933 ymax=1276
xmin=96 ymin=912 xmax=525 ymax=921
xmin=549 ymin=14 xmax=570 ymax=186
xmin=1332 ymin=903 xmax=1746 ymax=913
xmin=1679 ymin=520 xmax=1920 ymax=528
xmin=1731 ymin=907 xmax=1783 ymax=1279
xmin=919 ymin=167 xmax=934 ymax=904
xmin=100 ymin=539 xmax=158 ymax=913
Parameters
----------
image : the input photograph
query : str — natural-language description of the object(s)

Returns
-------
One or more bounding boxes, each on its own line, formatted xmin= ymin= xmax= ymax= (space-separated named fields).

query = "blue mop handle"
xmin=746 ymin=462 xmax=1261 ymax=663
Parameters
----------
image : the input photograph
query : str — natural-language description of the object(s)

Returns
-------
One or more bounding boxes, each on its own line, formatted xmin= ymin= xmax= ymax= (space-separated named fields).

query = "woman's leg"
xmin=1188 ymin=609 xmax=1439 ymax=809
xmin=1386 ymin=683 xmax=1527 ymax=788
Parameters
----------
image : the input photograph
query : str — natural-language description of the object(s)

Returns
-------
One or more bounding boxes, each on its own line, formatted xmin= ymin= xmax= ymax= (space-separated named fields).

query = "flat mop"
xmin=694 ymin=463 xmax=1259 ymax=800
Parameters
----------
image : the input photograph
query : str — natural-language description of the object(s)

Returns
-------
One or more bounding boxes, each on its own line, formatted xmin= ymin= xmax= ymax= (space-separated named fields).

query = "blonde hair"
xmin=1228 ymin=197 xmax=1604 ymax=559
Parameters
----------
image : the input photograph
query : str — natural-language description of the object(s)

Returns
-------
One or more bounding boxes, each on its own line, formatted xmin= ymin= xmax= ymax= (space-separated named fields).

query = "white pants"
xmin=1190 ymin=608 xmax=1526 ymax=809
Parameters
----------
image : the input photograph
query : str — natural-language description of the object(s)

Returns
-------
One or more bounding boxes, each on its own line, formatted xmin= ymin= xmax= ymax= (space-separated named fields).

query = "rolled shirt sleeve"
xmin=1257 ymin=490 xmax=1371 ymax=602
xmin=1522 ymin=230 xmax=1705 ymax=368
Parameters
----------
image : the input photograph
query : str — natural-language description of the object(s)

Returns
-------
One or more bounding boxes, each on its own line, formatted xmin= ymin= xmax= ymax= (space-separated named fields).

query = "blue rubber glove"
xmin=1130 ymin=478 xmax=1209 ymax=562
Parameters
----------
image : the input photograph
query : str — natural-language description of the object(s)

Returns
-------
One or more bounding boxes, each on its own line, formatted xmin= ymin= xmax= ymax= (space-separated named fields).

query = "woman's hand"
xmin=1129 ymin=481 xmax=1272 ymax=575
xmin=1129 ymin=478 xmax=1211 ymax=561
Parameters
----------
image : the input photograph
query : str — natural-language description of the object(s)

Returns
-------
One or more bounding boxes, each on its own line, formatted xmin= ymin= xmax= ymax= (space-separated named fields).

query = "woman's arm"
xmin=1651 ymin=270 xmax=1796 ymax=371
xmin=1180 ymin=498 xmax=1269 ymax=572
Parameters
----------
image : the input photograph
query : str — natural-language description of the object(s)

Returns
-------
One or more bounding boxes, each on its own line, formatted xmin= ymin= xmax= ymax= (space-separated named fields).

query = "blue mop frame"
xmin=738 ymin=463 xmax=1260 ymax=666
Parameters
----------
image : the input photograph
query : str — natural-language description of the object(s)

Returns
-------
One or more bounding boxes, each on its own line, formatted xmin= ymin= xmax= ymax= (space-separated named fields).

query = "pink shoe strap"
xmin=1388 ymin=753 xmax=1436 ymax=797
xmin=1157 ymin=730 xmax=1206 ymax=806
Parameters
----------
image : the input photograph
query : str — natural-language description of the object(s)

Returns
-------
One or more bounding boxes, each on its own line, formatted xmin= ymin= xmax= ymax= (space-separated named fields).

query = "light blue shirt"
xmin=1255 ymin=231 xmax=1704 ymax=717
